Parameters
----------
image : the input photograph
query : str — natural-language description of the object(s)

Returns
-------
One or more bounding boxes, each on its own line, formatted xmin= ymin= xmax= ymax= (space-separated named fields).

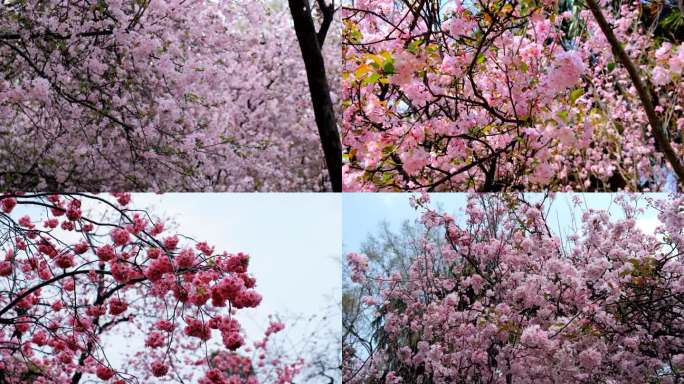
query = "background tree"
xmin=0 ymin=1 xmax=333 ymax=192
xmin=281 ymin=301 xmax=343 ymax=383
xmin=343 ymin=193 xmax=684 ymax=383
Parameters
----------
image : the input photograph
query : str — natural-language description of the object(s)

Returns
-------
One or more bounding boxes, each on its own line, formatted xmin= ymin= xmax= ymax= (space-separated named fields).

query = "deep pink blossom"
xmin=150 ymin=360 xmax=168 ymax=377
xmin=108 ymin=299 xmax=128 ymax=316
xmin=1 ymin=197 xmax=17 ymax=213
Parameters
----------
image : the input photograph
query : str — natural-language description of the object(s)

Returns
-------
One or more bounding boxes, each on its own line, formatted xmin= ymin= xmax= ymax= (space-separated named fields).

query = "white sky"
xmin=123 ymin=193 xmax=342 ymax=376
xmin=29 ymin=193 xmax=344 ymax=382
xmin=129 ymin=193 xmax=341 ymax=338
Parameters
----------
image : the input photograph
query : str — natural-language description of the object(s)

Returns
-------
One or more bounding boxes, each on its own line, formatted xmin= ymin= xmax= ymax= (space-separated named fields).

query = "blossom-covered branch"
xmin=342 ymin=0 xmax=684 ymax=191
xmin=0 ymin=193 xmax=300 ymax=383
xmin=0 ymin=1 xmax=332 ymax=191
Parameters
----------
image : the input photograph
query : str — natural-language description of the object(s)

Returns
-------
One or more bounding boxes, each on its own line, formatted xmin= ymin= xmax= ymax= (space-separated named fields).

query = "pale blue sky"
xmin=343 ymin=193 xmax=666 ymax=254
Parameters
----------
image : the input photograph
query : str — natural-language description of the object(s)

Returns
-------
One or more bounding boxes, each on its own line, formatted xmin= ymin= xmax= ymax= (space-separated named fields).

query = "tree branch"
xmin=315 ymin=0 xmax=335 ymax=46
xmin=586 ymin=0 xmax=684 ymax=185
xmin=0 ymin=29 xmax=113 ymax=41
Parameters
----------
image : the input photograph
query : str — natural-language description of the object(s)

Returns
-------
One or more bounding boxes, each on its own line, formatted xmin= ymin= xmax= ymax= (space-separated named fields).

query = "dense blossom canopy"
xmin=0 ymin=193 xmax=301 ymax=383
xmin=344 ymin=193 xmax=684 ymax=383
xmin=342 ymin=0 xmax=684 ymax=191
xmin=0 ymin=1 xmax=333 ymax=191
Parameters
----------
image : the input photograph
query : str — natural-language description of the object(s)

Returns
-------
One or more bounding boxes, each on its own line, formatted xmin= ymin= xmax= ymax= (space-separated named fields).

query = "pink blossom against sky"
xmin=343 ymin=193 xmax=664 ymax=254
xmin=9 ymin=193 xmax=342 ymax=383
xmin=114 ymin=194 xmax=341 ymax=382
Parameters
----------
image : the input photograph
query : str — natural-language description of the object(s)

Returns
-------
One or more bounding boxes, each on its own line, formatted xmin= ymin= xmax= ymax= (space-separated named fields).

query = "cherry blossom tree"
xmin=0 ymin=193 xmax=303 ymax=383
xmin=343 ymin=192 xmax=684 ymax=383
xmin=342 ymin=0 xmax=684 ymax=191
xmin=0 ymin=1 xmax=333 ymax=192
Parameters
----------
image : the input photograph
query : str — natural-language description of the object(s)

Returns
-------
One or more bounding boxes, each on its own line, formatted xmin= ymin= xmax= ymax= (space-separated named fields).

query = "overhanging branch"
xmin=586 ymin=0 xmax=684 ymax=185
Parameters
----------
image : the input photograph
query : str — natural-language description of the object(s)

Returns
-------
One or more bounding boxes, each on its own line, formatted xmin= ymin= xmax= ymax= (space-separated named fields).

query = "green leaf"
xmin=569 ymin=88 xmax=584 ymax=104
xmin=382 ymin=60 xmax=395 ymax=75
xmin=363 ymin=73 xmax=381 ymax=85
xmin=556 ymin=110 xmax=569 ymax=121
xmin=607 ymin=62 xmax=615 ymax=72
xmin=407 ymin=39 xmax=422 ymax=54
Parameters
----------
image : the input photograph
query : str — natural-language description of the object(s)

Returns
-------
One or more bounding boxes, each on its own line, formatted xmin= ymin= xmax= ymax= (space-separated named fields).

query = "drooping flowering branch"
xmin=0 ymin=193 xmax=299 ymax=383
xmin=585 ymin=0 xmax=684 ymax=182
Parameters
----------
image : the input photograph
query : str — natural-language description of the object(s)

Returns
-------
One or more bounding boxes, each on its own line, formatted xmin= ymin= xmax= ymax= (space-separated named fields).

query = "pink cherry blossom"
xmin=344 ymin=193 xmax=684 ymax=383
xmin=342 ymin=0 xmax=684 ymax=191
xmin=0 ymin=1 xmax=339 ymax=192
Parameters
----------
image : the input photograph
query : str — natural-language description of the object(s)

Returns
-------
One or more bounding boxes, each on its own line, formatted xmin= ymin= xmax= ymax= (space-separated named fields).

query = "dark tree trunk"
xmin=288 ymin=0 xmax=342 ymax=192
